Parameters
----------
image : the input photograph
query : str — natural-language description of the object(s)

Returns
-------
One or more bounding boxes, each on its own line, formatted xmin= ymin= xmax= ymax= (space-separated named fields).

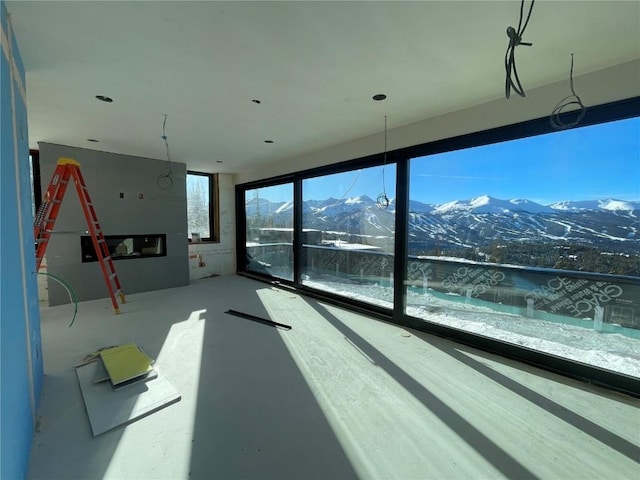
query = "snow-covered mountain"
xmin=549 ymin=199 xmax=640 ymax=212
xmin=246 ymin=195 xmax=640 ymax=253
xmin=245 ymin=197 xmax=286 ymax=217
xmin=433 ymin=195 xmax=554 ymax=214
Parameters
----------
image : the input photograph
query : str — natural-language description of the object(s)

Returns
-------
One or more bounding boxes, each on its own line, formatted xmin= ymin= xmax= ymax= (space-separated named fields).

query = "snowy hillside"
xmin=247 ymin=195 xmax=640 ymax=253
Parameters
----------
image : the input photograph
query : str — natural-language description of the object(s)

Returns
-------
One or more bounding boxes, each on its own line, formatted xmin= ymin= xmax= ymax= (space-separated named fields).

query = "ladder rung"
xmin=38 ymin=161 xmax=124 ymax=314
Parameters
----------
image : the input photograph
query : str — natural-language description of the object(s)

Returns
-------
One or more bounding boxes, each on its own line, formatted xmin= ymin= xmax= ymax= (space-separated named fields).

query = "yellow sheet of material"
xmin=99 ymin=344 xmax=154 ymax=386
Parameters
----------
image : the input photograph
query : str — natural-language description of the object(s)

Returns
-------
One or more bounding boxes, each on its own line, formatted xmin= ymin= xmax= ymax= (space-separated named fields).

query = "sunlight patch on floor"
xmin=255 ymin=287 xmax=500 ymax=480
xmin=102 ymin=308 xmax=207 ymax=480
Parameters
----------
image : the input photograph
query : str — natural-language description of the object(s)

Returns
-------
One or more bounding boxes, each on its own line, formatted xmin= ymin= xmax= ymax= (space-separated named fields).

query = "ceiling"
xmin=7 ymin=1 xmax=640 ymax=175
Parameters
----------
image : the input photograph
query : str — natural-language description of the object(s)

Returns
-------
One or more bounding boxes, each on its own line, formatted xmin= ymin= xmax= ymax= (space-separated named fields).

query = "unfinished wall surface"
xmin=0 ymin=2 xmax=43 ymax=477
xmin=188 ymin=173 xmax=236 ymax=280
xmin=39 ymin=143 xmax=190 ymax=306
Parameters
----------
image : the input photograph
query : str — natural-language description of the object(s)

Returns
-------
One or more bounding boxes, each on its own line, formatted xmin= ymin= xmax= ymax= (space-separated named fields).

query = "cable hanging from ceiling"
xmin=157 ymin=113 xmax=174 ymax=190
xmin=504 ymin=0 xmax=535 ymax=99
xmin=550 ymin=53 xmax=587 ymax=130
xmin=377 ymin=115 xmax=390 ymax=210
xmin=337 ymin=169 xmax=362 ymax=202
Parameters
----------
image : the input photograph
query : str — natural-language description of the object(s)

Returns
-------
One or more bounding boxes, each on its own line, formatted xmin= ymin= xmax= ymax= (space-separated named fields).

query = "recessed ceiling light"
xmin=372 ymin=94 xmax=387 ymax=101
xmin=87 ymin=138 xmax=99 ymax=142
xmin=95 ymin=95 xmax=113 ymax=103
xmin=264 ymin=140 xmax=274 ymax=144
xmin=251 ymin=99 xmax=261 ymax=104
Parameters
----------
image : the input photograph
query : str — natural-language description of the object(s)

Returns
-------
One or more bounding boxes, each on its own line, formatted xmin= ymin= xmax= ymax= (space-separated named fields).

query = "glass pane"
xmin=301 ymin=165 xmax=396 ymax=308
xmin=187 ymin=174 xmax=210 ymax=239
xmin=407 ymin=117 xmax=640 ymax=378
xmin=245 ymin=183 xmax=294 ymax=281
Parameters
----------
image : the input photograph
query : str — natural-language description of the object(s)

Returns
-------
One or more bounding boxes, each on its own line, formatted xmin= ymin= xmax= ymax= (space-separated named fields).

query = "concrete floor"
xmin=28 ymin=275 xmax=639 ymax=479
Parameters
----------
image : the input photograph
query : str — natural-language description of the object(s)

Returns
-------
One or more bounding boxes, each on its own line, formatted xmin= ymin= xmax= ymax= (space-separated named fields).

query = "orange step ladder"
xmin=34 ymin=157 xmax=126 ymax=313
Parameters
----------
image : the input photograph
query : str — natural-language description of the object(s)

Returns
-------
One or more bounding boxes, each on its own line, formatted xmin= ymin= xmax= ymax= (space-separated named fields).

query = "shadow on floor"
xmin=413 ymin=330 xmax=640 ymax=462
xmin=305 ymin=299 xmax=539 ymax=480
xmin=187 ymin=280 xmax=357 ymax=480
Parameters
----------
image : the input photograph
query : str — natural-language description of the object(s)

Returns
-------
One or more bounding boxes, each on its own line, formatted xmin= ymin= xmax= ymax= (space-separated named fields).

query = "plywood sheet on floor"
xmin=76 ymin=361 xmax=180 ymax=437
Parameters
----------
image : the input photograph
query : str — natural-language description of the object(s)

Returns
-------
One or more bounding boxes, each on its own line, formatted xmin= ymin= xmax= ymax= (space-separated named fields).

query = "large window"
xmin=237 ymin=98 xmax=640 ymax=393
xmin=245 ymin=183 xmax=294 ymax=281
xmin=406 ymin=117 xmax=640 ymax=378
xmin=187 ymin=172 xmax=217 ymax=242
xmin=301 ymin=165 xmax=396 ymax=308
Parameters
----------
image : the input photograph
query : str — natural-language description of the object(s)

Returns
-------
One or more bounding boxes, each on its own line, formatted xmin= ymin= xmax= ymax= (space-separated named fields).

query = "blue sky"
xmin=255 ymin=116 xmax=639 ymax=205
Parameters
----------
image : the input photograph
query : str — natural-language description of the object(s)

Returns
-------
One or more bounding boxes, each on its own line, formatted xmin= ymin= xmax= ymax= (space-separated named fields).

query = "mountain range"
xmin=246 ymin=195 xmax=640 ymax=253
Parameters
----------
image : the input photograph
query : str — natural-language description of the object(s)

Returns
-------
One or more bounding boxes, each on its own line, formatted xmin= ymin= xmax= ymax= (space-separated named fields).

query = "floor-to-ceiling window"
xmin=244 ymin=183 xmax=294 ymax=281
xmin=301 ymin=165 xmax=396 ymax=308
xmin=406 ymin=116 xmax=639 ymax=377
xmin=237 ymin=98 xmax=640 ymax=392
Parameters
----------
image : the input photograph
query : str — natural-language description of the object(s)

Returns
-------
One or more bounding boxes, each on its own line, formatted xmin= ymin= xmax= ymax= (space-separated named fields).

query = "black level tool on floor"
xmin=225 ymin=309 xmax=292 ymax=330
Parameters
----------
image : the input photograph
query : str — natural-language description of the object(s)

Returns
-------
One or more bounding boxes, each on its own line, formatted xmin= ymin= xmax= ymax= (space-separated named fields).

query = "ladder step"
xmin=36 ymin=160 xmax=124 ymax=315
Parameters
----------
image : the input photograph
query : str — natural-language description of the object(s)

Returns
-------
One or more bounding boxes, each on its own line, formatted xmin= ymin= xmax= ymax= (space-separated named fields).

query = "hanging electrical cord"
xmin=377 ymin=115 xmax=390 ymax=210
xmin=38 ymin=272 xmax=78 ymax=327
xmin=337 ymin=169 xmax=362 ymax=202
xmin=157 ymin=113 xmax=174 ymax=189
xmin=550 ymin=53 xmax=587 ymax=130
xmin=505 ymin=0 xmax=535 ymax=99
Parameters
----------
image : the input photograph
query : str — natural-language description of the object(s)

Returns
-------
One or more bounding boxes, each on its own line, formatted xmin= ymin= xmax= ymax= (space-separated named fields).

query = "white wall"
xmin=235 ymin=60 xmax=640 ymax=184
xmin=188 ymin=173 xmax=236 ymax=280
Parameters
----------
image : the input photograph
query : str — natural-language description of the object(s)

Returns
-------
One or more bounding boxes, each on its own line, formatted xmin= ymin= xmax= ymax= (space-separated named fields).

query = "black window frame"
xmin=186 ymin=171 xmax=218 ymax=243
xmin=235 ymin=97 xmax=640 ymax=397
xmin=29 ymin=149 xmax=42 ymax=214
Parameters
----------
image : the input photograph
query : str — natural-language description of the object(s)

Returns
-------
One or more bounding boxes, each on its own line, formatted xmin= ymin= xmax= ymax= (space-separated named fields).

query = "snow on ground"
xmin=301 ymin=277 xmax=640 ymax=378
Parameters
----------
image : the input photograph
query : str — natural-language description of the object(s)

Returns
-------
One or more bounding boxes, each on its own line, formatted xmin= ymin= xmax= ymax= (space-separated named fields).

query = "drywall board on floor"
xmin=76 ymin=361 xmax=180 ymax=437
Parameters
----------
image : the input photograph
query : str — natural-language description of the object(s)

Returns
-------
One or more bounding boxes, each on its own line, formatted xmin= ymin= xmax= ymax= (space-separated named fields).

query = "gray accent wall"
xmin=39 ymin=143 xmax=189 ymax=306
